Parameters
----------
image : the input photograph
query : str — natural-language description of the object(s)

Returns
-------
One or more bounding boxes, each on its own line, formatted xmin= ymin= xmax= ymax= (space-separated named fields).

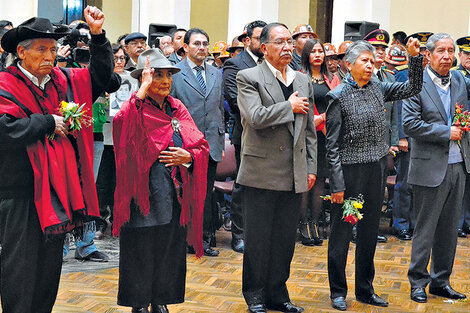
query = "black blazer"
xmin=223 ymin=51 xmax=257 ymax=145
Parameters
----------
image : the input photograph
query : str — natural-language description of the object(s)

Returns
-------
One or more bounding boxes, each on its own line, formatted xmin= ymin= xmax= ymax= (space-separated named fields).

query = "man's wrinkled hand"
xmin=289 ymin=91 xmax=309 ymax=115
xmin=307 ymin=174 xmax=316 ymax=190
xmin=52 ymin=114 xmax=68 ymax=137
xmin=450 ymin=126 xmax=463 ymax=141
xmin=84 ymin=6 xmax=104 ymax=35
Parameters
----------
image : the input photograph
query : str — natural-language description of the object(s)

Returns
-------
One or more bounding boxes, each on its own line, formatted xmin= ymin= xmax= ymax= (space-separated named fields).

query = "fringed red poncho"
xmin=0 ymin=66 xmax=100 ymax=234
xmin=113 ymin=94 xmax=209 ymax=257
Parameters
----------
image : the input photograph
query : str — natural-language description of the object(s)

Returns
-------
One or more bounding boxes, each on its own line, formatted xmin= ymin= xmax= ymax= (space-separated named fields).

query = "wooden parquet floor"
xmin=47 ymin=226 xmax=470 ymax=313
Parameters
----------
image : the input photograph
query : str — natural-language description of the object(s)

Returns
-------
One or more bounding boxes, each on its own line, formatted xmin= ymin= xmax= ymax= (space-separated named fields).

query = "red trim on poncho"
xmin=0 ymin=66 xmax=99 ymax=233
xmin=112 ymin=94 xmax=209 ymax=257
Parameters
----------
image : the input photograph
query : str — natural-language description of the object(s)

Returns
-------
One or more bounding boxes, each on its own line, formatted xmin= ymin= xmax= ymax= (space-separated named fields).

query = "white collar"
xmin=17 ymin=62 xmax=51 ymax=90
xmin=264 ymin=59 xmax=296 ymax=87
xmin=427 ymin=67 xmax=451 ymax=91
xmin=246 ymin=48 xmax=259 ymax=64
xmin=187 ymin=57 xmax=205 ymax=70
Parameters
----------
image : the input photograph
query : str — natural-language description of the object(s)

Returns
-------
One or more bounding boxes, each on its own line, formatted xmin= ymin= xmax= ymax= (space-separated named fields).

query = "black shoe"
xmin=410 ymin=287 xmax=427 ymax=303
xmin=308 ymin=221 xmax=323 ymax=246
xmin=299 ymin=221 xmax=315 ymax=246
xmin=331 ymin=297 xmax=347 ymax=311
xmin=75 ymin=251 xmax=109 ymax=262
xmin=463 ymin=225 xmax=470 ymax=234
xmin=151 ymin=304 xmax=168 ymax=313
xmin=377 ymin=235 xmax=388 ymax=243
xmin=231 ymin=238 xmax=244 ymax=253
xmin=187 ymin=245 xmax=196 ymax=254
xmin=396 ymin=229 xmax=412 ymax=241
xmin=266 ymin=301 xmax=304 ymax=312
xmin=132 ymin=308 xmax=149 ymax=313
xmin=203 ymin=247 xmax=219 ymax=257
xmin=223 ymin=216 xmax=232 ymax=231
xmin=429 ymin=285 xmax=467 ymax=300
xmin=248 ymin=304 xmax=266 ymax=313
xmin=457 ymin=228 xmax=467 ymax=238
xmin=356 ymin=293 xmax=388 ymax=307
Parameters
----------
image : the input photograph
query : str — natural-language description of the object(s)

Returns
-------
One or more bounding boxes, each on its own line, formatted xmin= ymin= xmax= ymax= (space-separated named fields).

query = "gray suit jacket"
xmin=403 ymin=69 xmax=470 ymax=187
xmin=236 ymin=62 xmax=317 ymax=193
xmin=170 ymin=58 xmax=225 ymax=162
xmin=375 ymin=69 xmax=399 ymax=147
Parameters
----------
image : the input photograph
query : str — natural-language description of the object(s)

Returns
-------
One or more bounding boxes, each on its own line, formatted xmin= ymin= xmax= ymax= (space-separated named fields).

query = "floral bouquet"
xmin=322 ymin=194 xmax=364 ymax=225
xmin=50 ymin=101 xmax=92 ymax=139
xmin=452 ymin=103 xmax=470 ymax=132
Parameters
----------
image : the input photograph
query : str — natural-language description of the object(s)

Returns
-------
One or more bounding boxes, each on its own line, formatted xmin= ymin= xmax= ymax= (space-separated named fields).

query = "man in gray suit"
xmin=237 ymin=23 xmax=317 ymax=313
xmin=170 ymin=28 xmax=225 ymax=257
xmin=403 ymin=33 xmax=470 ymax=304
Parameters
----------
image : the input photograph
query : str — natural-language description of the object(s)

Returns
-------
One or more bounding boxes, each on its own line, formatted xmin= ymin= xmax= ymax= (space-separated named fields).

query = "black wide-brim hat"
xmin=2 ymin=17 xmax=70 ymax=54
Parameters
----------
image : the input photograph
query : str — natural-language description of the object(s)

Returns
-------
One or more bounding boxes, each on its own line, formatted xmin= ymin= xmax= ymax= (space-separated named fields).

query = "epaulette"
xmin=395 ymin=64 xmax=408 ymax=71
xmin=383 ymin=68 xmax=395 ymax=75
xmin=450 ymin=66 xmax=460 ymax=71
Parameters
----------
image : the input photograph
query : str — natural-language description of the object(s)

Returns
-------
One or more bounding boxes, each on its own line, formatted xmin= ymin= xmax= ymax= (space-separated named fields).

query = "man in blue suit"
xmin=170 ymin=28 xmax=225 ymax=257
xmin=403 ymin=33 xmax=470 ymax=304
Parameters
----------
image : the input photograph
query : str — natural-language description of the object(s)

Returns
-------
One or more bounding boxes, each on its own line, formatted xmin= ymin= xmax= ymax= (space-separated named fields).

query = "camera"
xmin=57 ymin=25 xmax=91 ymax=65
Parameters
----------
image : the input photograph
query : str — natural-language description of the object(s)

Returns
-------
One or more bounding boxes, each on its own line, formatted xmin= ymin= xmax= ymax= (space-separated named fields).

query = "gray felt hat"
xmin=130 ymin=48 xmax=180 ymax=79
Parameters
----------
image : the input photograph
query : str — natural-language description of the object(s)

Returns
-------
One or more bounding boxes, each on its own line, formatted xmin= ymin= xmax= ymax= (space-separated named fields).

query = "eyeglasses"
xmin=267 ymin=39 xmax=294 ymax=47
xmin=114 ymin=56 xmax=126 ymax=62
xmin=127 ymin=40 xmax=146 ymax=47
xmin=191 ymin=41 xmax=209 ymax=47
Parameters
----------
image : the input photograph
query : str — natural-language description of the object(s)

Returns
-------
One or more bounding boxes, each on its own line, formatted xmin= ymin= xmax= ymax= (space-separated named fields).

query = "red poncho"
xmin=0 ymin=66 xmax=100 ymax=233
xmin=113 ymin=94 xmax=209 ymax=257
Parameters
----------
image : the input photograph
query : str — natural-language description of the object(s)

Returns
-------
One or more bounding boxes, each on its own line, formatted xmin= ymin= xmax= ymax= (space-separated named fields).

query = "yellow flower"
xmin=353 ymin=201 xmax=363 ymax=209
xmin=60 ymin=101 xmax=68 ymax=110
xmin=357 ymin=212 xmax=363 ymax=220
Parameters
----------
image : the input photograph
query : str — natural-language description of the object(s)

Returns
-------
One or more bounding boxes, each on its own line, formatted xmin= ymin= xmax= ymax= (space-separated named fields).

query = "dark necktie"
xmin=194 ymin=66 xmax=206 ymax=94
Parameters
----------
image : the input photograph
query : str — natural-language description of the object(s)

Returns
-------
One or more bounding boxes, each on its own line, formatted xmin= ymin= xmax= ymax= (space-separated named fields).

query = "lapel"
xmin=180 ymin=59 xmax=205 ymax=97
xmin=204 ymin=63 xmax=216 ymax=97
xmin=450 ymin=72 xmax=460 ymax=116
xmin=260 ymin=62 xmax=294 ymax=136
xmin=242 ymin=51 xmax=257 ymax=69
xmin=292 ymin=73 xmax=305 ymax=145
xmin=423 ymin=69 xmax=448 ymax=122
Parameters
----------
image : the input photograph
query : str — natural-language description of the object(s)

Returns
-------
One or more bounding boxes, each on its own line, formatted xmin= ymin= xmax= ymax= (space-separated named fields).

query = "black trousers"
xmin=118 ymin=208 xmax=187 ymax=308
xmin=328 ymin=156 xmax=387 ymax=299
xmin=242 ymin=186 xmax=301 ymax=305
xmin=96 ymin=145 xmax=116 ymax=216
xmin=230 ymin=144 xmax=244 ymax=240
xmin=203 ymin=157 xmax=218 ymax=237
xmin=0 ymin=198 xmax=65 ymax=313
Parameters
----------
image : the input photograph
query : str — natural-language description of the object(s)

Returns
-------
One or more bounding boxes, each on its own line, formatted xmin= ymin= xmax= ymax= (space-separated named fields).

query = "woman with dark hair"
xmin=298 ymin=39 xmax=340 ymax=246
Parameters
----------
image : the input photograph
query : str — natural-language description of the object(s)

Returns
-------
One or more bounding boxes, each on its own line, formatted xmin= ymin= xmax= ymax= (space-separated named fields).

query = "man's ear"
xmin=17 ymin=45 xmax=25 ymax=60
xmin=261 ymin=43 xmax=267 ymax=56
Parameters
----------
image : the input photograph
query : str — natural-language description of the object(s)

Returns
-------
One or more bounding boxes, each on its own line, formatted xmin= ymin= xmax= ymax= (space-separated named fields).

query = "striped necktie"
xmin=194 ymin=66 xmax=206 ymax=94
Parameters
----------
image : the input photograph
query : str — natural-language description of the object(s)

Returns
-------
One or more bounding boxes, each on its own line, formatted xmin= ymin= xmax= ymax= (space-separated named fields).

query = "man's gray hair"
xmin=344 ymin=40 xmax=376 ymax=65
xmin=426 ymin=33 xmax=455 ymax=53
xmin=17 ymin=39 xmax=34 ymax=50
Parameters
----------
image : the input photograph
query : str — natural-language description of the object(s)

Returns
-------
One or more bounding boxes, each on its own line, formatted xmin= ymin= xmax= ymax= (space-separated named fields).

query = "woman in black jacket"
xmin=325 ymin=39 xmax=423 ymax=311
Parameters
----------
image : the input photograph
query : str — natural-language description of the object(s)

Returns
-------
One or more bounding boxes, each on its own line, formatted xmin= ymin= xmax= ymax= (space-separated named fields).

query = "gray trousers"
xmin=408 ymin=163 xmax=465 ymax=288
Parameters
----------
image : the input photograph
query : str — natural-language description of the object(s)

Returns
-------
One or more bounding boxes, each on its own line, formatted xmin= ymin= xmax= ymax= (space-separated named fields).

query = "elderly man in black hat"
xmin=0 ymin=6 xmax=114 ymax=313
xmin=124 ymin=32 xmax=148 ymax=70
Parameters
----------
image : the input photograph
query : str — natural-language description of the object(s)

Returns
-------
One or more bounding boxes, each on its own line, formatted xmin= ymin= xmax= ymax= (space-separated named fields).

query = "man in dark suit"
xmin=168 ymin=28 xmax=186 ymax=65
xmin=170 ymin=28 xmax=225 ymax=257
xmin=237 ymin=22 xmax=317 ymax=313
xmin=403 ymin=33 xmax=470 ymax=304
xmin=223 ymin=20 xmax=266 ymax=253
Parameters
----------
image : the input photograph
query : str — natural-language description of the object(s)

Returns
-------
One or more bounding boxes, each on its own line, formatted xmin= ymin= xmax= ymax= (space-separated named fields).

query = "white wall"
xmin=0 ymin=0 xmax=37 ymax=26
xmin=331 ymin=0 xmax=390 ymax=46
xmin=227 ymin=0 xmax=279 ymax=43
xmin=133 ymin=0 xmax=191 ymax=34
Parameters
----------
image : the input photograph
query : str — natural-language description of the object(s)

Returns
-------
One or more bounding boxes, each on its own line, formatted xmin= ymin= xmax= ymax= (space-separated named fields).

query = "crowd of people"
xmin=1 ymin=5 xmax=470 ymax=313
